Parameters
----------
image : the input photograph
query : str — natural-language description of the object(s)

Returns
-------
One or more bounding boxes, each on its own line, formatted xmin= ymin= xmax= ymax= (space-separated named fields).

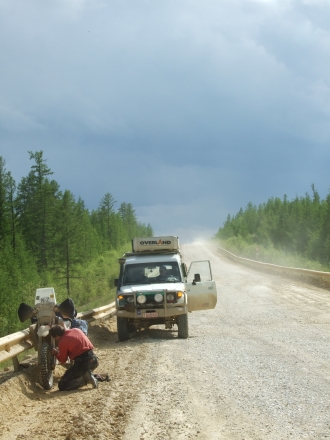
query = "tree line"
xmin=0 ymin=151 xmax=153 ymax=335
xmin=215 ymin=184 xmax=330 ymax=269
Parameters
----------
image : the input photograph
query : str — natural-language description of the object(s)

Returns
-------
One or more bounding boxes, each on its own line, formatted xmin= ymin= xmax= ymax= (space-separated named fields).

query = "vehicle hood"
xmin=120 ymin=282 xmax=185 ymax=293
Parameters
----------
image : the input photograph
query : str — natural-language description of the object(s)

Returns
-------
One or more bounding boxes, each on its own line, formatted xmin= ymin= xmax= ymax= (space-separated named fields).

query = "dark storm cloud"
xmin=1 ymin=0 xmax=330 ymax=241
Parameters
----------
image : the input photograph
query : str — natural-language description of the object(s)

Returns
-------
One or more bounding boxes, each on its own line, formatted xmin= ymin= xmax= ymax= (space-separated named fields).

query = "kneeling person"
xmin=49 ymin=324 xmax=99 ymax=391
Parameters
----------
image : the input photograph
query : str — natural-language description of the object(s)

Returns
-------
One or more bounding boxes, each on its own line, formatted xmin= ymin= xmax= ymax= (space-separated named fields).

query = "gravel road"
xmin=1 ymin=242 xmax=330 ymax=439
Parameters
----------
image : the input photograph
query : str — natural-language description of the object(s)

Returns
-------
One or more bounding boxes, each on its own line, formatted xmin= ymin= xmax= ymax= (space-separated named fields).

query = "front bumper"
xmin=116 ymin=304 xmax=187 ymax=319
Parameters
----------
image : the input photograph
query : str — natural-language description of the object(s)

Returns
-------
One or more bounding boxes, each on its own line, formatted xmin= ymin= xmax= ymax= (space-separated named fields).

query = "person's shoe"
xmin=84 ymin=371 xmax=98 ymax=389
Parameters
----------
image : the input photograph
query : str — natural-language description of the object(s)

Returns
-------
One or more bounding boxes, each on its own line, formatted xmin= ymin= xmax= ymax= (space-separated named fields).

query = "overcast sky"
xmin=1 ymin=0 xmax=330 ymax=243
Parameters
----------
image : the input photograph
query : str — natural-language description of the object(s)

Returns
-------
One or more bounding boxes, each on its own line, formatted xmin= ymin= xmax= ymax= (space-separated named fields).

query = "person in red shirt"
xmin=49 ymin=324 xmax=99 ymax=390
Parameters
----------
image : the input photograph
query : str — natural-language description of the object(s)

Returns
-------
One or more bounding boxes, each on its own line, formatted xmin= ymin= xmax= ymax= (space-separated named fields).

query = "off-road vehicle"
xmin=114 ymin=236 xmax=217 ymax=341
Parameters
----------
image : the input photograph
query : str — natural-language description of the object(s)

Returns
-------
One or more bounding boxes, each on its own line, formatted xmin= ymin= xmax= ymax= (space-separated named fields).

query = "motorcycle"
xmin=18 ymin=288 xmax=76 ymax=390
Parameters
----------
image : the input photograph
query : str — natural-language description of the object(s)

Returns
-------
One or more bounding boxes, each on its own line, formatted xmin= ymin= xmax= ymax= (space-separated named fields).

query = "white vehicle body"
xmin=115 ymin=236 xmax=217 ymax=340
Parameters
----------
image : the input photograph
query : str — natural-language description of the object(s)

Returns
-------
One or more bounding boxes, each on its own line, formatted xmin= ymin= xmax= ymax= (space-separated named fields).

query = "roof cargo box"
xmin=132 ymin=236 xmax=179 ymax=253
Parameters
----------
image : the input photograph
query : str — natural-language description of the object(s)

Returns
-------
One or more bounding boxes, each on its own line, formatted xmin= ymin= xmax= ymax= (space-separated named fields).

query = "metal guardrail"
xmin=218 ymin=247 xmax=330 ymax=286
xmin=0 ymin=301 xmax=116 ymax=370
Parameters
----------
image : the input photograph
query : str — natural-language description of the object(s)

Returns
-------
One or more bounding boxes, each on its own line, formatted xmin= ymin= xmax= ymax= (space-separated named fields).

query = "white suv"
xmin=114 ymin=236 xmax=217 ymax=341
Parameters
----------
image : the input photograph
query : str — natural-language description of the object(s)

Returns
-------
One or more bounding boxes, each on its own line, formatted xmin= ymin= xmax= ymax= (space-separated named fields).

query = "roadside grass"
xmin=217 ymin=237 xmax=330 ymax=272
xmin=75 ymin=290 xmax=116 ymax=312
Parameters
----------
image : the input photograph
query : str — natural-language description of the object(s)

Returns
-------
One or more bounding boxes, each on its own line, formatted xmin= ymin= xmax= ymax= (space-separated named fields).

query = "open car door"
xmin=185 ymin=260 xmax=217 ymax=312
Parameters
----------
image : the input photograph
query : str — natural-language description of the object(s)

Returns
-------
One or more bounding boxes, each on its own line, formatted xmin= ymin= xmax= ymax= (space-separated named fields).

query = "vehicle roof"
xmin=124 ymin=252 xmax=182 ymax=265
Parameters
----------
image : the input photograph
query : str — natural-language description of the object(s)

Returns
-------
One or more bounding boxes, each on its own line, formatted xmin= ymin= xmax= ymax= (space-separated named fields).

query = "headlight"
xmin=167 ymin=293 xmax=175 ymax=302
xmin=137 ymin=294 xmax=146 ymax=304
xmin=127 ymin=296 xmax=134 ymax=303
xmin=154 ymin=293 xmax=163 ymax=303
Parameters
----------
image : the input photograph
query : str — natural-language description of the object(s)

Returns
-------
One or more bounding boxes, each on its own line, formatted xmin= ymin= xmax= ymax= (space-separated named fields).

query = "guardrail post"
xmin=12 ymin=356 xmax=20 ymax=372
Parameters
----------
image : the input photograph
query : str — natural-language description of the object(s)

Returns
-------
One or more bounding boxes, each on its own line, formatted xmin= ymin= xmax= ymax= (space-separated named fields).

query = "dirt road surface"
xmin=1 ymin=242 xmax=330 ymax=440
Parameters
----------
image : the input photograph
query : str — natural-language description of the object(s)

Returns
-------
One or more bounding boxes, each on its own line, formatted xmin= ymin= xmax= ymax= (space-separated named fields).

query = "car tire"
xmin=177 ymin=313 xmax=189 ymax=339
xmin=117 ymin=317 xmax=130 ymax=341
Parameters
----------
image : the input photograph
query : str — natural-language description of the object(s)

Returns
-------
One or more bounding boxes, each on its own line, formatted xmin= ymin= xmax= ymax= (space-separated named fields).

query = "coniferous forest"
xmin=0 ymin=151 xmax=153 ymax=336
xmin=215 ymin=185 xmax=330 ymax=271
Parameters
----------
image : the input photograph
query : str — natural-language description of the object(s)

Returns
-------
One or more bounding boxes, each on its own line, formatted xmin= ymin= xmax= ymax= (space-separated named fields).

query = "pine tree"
xmin=0 ymin=157 xmax=14 ymax=242
xmin=98 ymin=192 xmax=117 ymax=249
xmin=16 ymin=151 xmax=60 ymax=269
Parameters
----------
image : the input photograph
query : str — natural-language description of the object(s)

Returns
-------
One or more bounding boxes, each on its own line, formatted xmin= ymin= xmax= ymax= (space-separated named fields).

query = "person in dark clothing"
xmin=49 ymin=324 xmax=99 ymax=391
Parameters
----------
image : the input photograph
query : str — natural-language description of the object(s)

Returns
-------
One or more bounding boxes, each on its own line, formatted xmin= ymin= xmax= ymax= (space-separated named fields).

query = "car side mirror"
xmin=114 ymin=279 xmax=119 ymax=287
xmin=192 ymin=273 xmax=201 ymax=285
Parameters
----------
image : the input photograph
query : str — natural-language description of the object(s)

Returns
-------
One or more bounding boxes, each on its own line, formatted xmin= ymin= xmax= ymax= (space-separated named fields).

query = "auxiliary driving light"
xmin=167 ymin=293 xmax=175 ymax=302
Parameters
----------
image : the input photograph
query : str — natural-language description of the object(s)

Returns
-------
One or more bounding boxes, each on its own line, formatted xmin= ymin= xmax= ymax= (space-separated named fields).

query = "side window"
xmin=187 ymin=261 xmax=212 ymax=282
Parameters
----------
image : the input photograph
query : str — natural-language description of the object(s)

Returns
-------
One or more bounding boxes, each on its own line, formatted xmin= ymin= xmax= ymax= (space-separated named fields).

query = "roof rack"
xmin=124 ymin=249 xmax=180 ymax=257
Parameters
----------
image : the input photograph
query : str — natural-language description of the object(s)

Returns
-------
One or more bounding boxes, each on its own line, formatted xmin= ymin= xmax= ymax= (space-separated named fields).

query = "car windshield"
xmin=123 ymin=262 xmax=182 ymax=285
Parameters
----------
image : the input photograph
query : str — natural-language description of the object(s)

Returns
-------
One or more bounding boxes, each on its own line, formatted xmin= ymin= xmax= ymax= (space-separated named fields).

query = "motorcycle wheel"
xmin=38 ymin=342 xmax=54 ymax=390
